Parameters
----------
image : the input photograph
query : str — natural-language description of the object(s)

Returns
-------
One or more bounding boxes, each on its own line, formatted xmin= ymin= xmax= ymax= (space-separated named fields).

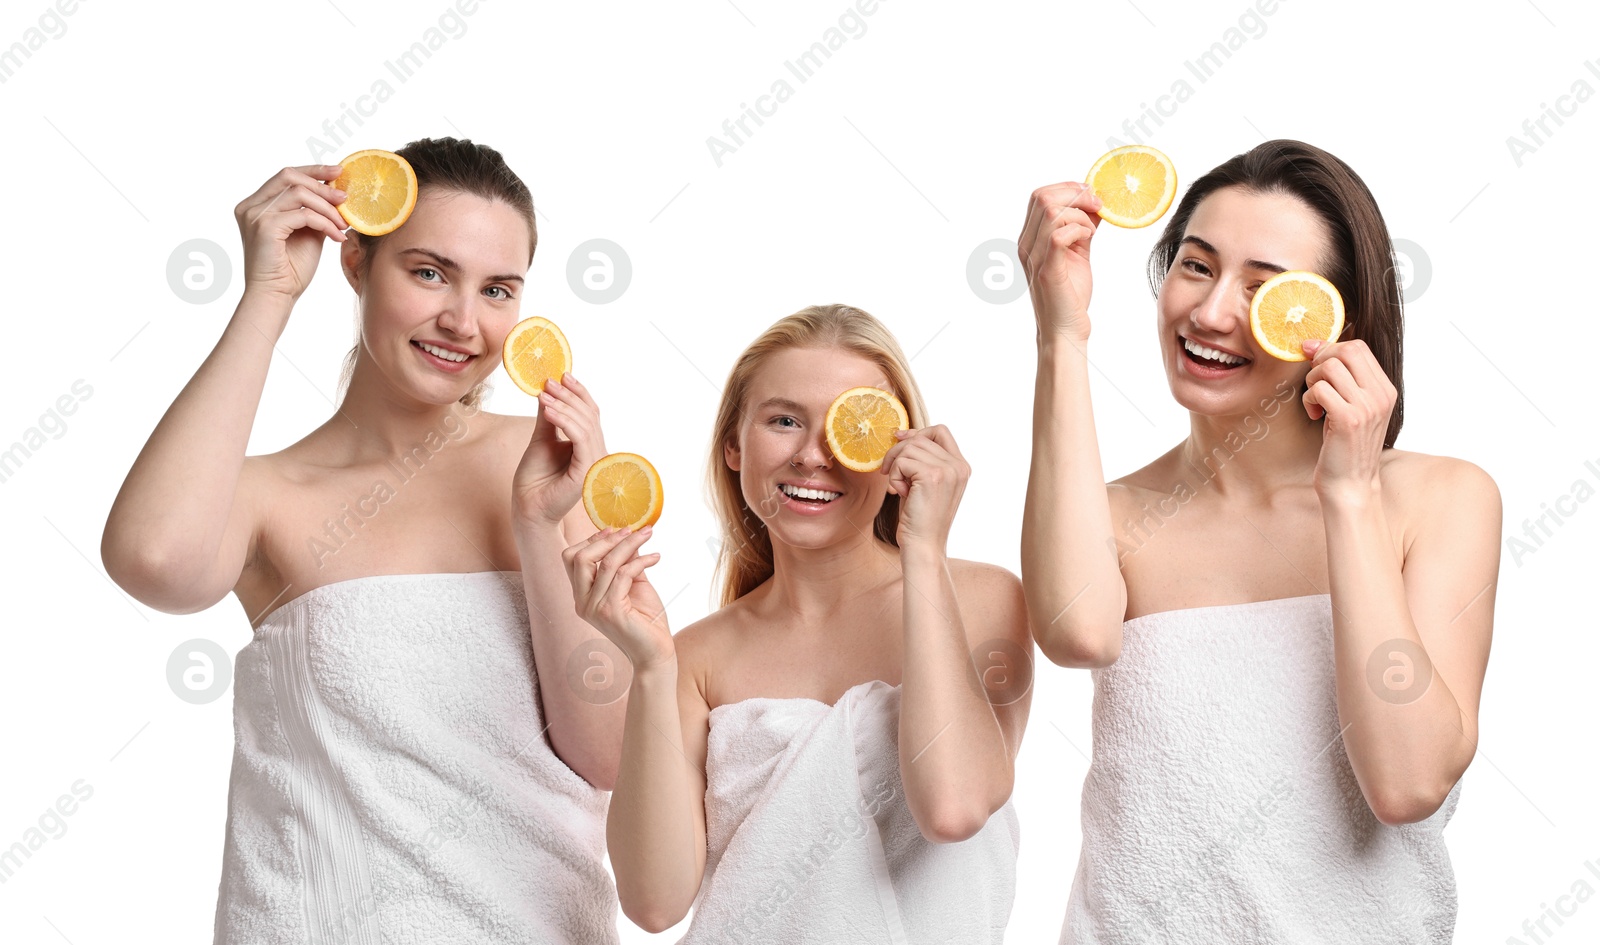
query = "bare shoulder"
xmin=1381 ymin=448 xmax=1501 ymax=514
xmin=673 ymin=602 xmax=745 ymax=704
xmin=947 ymin=558 xmax=1029 ymax=641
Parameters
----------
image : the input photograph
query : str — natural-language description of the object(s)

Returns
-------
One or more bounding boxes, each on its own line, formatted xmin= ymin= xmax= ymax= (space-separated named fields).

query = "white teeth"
xmin=780 ymin=483 xmax=841 ymax=502
xmin=418 ymin=341 xmax=470 ymax=363
xmin=1183 ymin=338 xmax=1246 ymax=365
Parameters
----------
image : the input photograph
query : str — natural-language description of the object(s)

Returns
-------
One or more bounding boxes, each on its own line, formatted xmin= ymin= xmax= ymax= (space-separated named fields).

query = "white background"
xmin=1 ymin=0 xmax=1596 ymax=942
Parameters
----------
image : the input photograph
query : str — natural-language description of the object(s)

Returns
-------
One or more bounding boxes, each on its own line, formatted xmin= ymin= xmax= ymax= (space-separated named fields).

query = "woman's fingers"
xmin=580 ymin=527 xmax=654 ymax=609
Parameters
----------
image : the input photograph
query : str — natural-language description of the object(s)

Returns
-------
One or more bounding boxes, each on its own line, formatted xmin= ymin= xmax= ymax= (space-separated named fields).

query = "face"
xmin=1157 ymin=185 xmax=1333 ymax=415
xmin=342 ymin=188 xmax=531 ymax=404
xmin=724 ymin=346 xmax=895 ymax=550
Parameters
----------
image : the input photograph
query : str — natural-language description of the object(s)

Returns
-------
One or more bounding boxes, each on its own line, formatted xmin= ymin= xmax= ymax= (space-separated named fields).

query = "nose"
xmin=434 ymin=288 xmax=481 ymax=340
xmin=1189 ymin=276 xmax=1247 ymax=335
xmin=791 ymin=434 xmax=834 ymax=470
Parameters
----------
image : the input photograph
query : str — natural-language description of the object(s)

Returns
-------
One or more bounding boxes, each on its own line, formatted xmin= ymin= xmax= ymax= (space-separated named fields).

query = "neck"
xmin=1178 ymin=395 xmax=1325 ymax=499
xmin=761 ymin=528 xmax=901 ymax=625
xmin=320 ymin=360 xmax=482 ymax=465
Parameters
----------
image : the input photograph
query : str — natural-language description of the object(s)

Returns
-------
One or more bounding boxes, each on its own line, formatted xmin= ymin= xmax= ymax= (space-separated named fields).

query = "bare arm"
xmin=1016 ymin=182 xmax=1127 ymax=666
xmin=101 ymin=164 xmax=350 ymax=611
xmin=898 ymin=555 xmax=1033 ymax=843
xmin=1325 ymin=456 xmax=1498 ymax=825
xmin=1303 ymin=339 xmax=1499 ymax=825
xmin=561 ymin=527 xmax=706 ymax=931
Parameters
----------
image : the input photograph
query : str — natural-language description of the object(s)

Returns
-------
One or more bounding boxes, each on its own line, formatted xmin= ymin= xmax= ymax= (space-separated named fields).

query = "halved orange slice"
xmin=1085 ymin=145 xmax=1177 ymax=228
xmin=825 ymin=386 xmax=909 ymax=473
xmin=501 ymin=316 xmax=573 ymax=396
xmin=583 ymin=453 xmax=665 ymax=530
xmin=332 ymin=150 xmax=417 ymax=236
xmin=1249 ymin=270 xmax=1346 ymax=362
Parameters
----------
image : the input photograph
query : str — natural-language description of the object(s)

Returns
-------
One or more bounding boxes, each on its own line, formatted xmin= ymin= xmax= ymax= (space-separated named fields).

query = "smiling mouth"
xmin=413 ymin=340 xmax=476 ymax=363
xmin=779 ymin=483 xmax=842 ymax=505
xmin=1180 ymin=335 xmax=1250 ymax=369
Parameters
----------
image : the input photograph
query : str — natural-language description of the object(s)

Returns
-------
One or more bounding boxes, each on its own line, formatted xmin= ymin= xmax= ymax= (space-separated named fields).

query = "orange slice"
xmin=501 ymin=316 xmax=573 ymax=396
xmin=825 ymin=386 xmax=909 ymax=473
xmin=1085 ymin=145 xmax=1177 ymax=228
xmin=1249 ymin=270 xmax=1346 ymax=362
xmin=332 ymin=149 xmax=418 ymax=236
xmin=583 ymin=453 xmax=664 ymax=531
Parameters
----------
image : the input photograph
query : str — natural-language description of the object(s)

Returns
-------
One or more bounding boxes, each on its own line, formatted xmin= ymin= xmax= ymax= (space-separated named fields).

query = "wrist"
xmin=1037 ymin=331 xmax=1090 ymax=363
xmin=899 ymin=539 xmax=948 ymax=568
xmin=1318 ymin=479 xmax=1384 ymax=514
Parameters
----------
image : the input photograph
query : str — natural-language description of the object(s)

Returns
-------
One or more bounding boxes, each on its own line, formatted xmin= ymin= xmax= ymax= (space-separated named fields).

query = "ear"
xmin=723 ymin=435 xmax=741 ymax=472
xmin=340 ymin=236 xmax=365 ymax=293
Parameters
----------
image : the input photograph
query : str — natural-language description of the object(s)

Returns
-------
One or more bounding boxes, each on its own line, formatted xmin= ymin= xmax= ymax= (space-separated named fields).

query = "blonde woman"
xmin=103 ymin=138 xmax=624 ymax=944
xmin=562 ymin=305 xmax=1030 ymax=942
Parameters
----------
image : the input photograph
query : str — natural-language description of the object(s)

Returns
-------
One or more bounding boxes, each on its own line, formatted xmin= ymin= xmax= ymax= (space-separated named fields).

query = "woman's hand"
xmin=879 ymin=424 xmax=970 ymax=554
xmin=1302 ymin=338 xmax=1397 ymax=504
xmin=562 ymin=527 xmax=673 ymax=670
xmin=1017 ymin=182 xmax=1103 ymax=344
xmin=234 ymin=164 xmax=350 ymax=302
xmin=513 ymin=373 xmax=608 ymax=528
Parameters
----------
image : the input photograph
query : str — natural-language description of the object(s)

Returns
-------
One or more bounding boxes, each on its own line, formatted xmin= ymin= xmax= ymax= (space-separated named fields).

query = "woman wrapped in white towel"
xmin=1017 ymin=139 xmax=1500 ymax=943
xmin=562 ymin=304 xmax=1032 ymax=943
xmin=103 ymin=137 xmax=626 ymax=944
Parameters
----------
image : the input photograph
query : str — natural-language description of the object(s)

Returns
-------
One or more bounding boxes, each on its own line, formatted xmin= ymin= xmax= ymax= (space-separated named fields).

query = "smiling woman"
xmin=1019 ymin=139 xmax=1500 ymax=944
xmin=101 ymin=137 xmax=626 ymax=944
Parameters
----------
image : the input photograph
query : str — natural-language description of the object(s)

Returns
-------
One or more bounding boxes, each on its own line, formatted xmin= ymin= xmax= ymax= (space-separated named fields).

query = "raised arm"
xmin=1017 ymin=182 xmax=1127 ymax=667
xmin=101 ymin=165 xmax=350 ymax=612
xmin=1303 ymin=338 xmax=1499 ymax=826
xmin=562 ymin=528 xmax=708 ymax=932
xmin=879 ymin=424 xmax=1034 ymax=843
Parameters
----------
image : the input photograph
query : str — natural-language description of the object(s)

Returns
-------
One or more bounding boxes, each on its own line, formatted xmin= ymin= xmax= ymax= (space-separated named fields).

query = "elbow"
xmin=915 ymin=783 xmax=1012 ymax=844
xmin=1367 ymin=779 xmax=1455 ymax=827
xmin=1035 ymin=625 xmax=1120 ymax=669
xmin=100 ymin=540 xmax=202 ymax=614
xmin=620 ymin=897 xmax=689 ymax=934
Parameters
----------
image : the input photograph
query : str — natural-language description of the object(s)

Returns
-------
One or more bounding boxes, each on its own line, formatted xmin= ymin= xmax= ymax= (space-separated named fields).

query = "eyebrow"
xmin=399 ymin=248 xmax=525 ymax=284
xmin=754 ymin=397 xmax=810 ymax=413
xmin=1179 ymin=236 xmax=1287 ymax=274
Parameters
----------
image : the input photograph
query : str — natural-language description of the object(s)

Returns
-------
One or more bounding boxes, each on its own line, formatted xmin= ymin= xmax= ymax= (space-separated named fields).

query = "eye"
xmin=484 ymin=285 xmax=513 ymax=300
xmin=415 ymin=267 xmax=441 ymax=282
xmin=1180 ymin=258 xmax=1211 ymax=277
xmin=770 ymin=416 xmax=799 ymax=429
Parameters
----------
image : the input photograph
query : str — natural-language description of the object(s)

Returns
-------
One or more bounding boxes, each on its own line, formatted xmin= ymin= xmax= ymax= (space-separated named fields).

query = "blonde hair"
xmin=706 ymin=303 xmax=931 ymax=607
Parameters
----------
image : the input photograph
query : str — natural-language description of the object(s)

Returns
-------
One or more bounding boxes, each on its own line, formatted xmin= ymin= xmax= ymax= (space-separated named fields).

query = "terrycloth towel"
xmin=682 ymin=679 xmax=1020 ymax=945
xmin=213 ymin=570 xmax=619 ymax=945
xmin=1061 ymin=594 xmax=1460 ymax=944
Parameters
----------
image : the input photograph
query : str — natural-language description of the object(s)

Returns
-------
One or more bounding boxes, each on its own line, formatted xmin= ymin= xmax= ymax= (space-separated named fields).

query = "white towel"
xmin=682 ymin=679 xmax=1020 ymax=945
xmin=213 ymin=570 xmax=619 ymax=945
xmin=1061 ymin=594 xmax=1459 ymax=944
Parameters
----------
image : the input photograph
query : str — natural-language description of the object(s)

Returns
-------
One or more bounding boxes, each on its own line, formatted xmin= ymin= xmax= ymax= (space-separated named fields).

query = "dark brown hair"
xmin=337 ymin=136 xmax=536 ymax=408
xmin=1147 ymin=139 xmax=1405 ymax=447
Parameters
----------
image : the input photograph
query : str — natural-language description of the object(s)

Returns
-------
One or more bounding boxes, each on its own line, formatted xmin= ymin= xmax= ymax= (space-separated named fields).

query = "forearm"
xmin=1324 ymin=490 xmax=1473 ymax=823
xmin=898 ymin=544 xmax=1014 ymax=842
xmin=605 ymin=661 xmax=704 ymax=930
xmin=515 ymin=518 xmax=630 ymax=789
xmin=1021 ymin=339 xmax=1125 ymax=666
xmin=104 ymin=291 xmax=288 ymax=576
